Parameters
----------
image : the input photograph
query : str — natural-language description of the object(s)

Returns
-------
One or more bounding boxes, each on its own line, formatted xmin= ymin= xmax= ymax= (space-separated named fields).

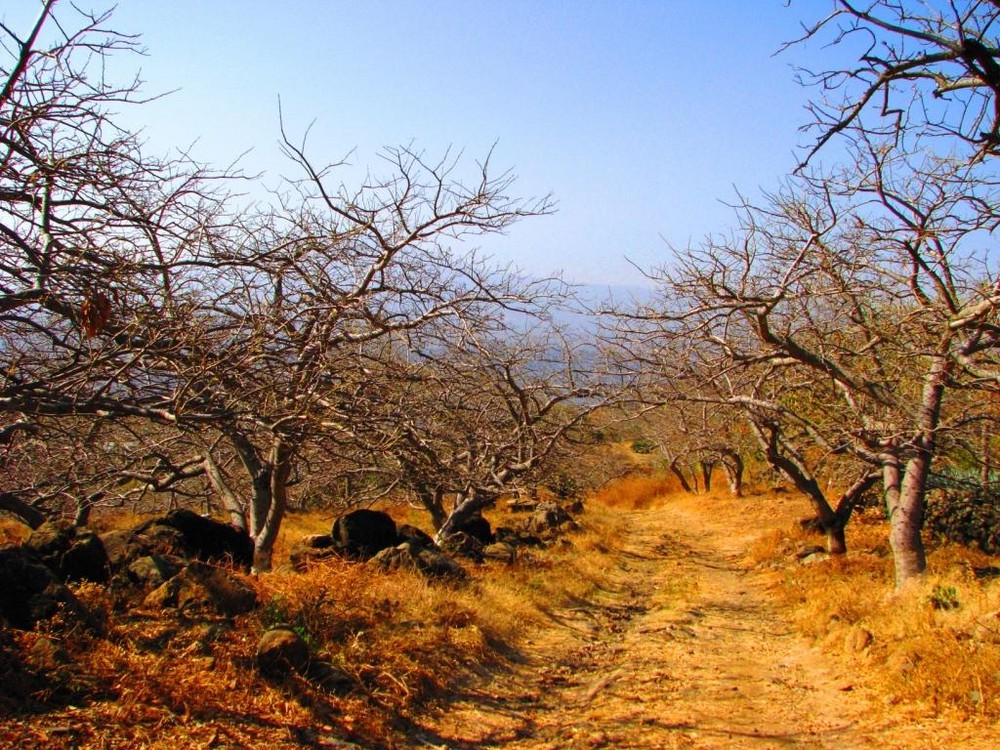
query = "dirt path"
xmin=416 ymin=495 xmax=882 ymax=749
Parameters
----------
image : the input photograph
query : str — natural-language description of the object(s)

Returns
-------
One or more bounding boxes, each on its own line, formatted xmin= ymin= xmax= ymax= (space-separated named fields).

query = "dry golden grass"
xmin=748 ymin=502 xmax=1000 ymax=721
xmin=590 ymin=470 xmax=682 ymax=509
xmin=0 ymin=518 xmax=29 ymax=546
xmin=7 ymin=473 xmax=999 ymax=743
xmin=85 ymin=509 xmax=159 ymax=534
xmin=0 ymin=497 xmax=631 ymax=748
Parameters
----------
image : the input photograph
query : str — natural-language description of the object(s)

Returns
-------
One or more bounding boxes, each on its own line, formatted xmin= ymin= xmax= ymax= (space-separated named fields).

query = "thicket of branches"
xmin=6 ymin=1 xmax=1000 ymax=591
xmin=0 ymin=2 xmax=628 ymax=570
xmin=609 ymin=0 xmax=1000 ymax=588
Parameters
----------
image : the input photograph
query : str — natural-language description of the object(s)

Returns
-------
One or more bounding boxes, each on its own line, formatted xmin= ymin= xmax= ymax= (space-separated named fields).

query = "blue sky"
xmin=13 ymin=1 xmax=837 ymax=285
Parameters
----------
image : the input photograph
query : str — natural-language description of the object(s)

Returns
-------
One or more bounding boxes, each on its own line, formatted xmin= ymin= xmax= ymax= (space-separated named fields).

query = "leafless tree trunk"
xmin=202 ymin=451 xmax=247 ymax=532
xmin=0 ymin=492 xmax=45 ymax=529
xmin=982 ymin=422 xmax=993 ymax=490
xmin=719 ymin=449 xmax=744 ymax=498
xmin=751 ymin=419 xmax=848 ymax=555
xmin=880 ymin=356 xmax=949 ymax=585
xmin=700 ymin=461 xmax=715 ymax=494
xmin=667 ymin=456 xmax=695 ymax=494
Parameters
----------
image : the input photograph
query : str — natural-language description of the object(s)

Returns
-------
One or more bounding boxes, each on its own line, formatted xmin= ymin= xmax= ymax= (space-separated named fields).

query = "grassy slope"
xmin=1 ymin=470 xmax=999 ymax=747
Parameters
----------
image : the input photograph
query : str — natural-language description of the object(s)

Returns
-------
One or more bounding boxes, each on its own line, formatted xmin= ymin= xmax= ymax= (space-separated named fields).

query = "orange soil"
xmin=415 ymin=493 xmax=997 ymax=749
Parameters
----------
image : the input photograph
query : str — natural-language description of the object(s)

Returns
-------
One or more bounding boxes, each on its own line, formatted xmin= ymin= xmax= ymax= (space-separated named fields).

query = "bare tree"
xmin=328 ymin=300 xmax=627 ymax=537
xmin=0 ymin=1 xmax=246 ymax=535
xmin=641 ymin=399 xmax=751 ymax=497
xmin=1 ymin=3 xmax=558 ymax=573
xmin=185 ymin=139 xmax=554 ymax=569
xmin=793 ymin=1 xmax=1000 ymax=165
xmin=0 ymin=415 xmax=220 ymax=524
xmin=610 ymin=304 xmax=880 ymax=555
xmin=1 ymin=2 xmax=238 ymax=424
xmin=616 ymin=138 xmax=1000 ymax=586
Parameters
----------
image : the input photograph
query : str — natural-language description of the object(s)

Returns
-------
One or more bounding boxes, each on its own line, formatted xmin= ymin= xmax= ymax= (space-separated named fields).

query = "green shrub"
xmin=631 ymin=438 xmax=658 ymax=455
xmin=545 ymin=473 xmax=579 ymax=500
xmin=925 ymin=480 xmax=1000 ymax=554
xmin=930 ymin=584 xmax=960 ymax=611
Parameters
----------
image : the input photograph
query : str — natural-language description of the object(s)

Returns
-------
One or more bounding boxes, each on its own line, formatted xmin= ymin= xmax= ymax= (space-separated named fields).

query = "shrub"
xmin=545 ymin=473 xmax=579 ymax=500
xmin=929 ymin=584 xmax=960 ymax=611
xmin=925 ymin=481 xmax=1000 ymax=554
xmin=630 ymin=437 xmax=658 ymax=455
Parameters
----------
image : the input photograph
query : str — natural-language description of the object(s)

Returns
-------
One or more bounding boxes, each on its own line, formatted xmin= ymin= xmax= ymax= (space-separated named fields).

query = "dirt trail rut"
xmin=421 ymin=495 xmax=878 ymax=749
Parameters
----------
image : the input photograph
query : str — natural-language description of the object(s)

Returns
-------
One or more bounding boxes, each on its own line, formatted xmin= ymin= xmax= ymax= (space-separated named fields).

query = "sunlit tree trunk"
xmin=667 ymin=456 xmax=695 ymax=494
xmin=202 ymin=452 xmax=247 ymax=532
xmin=752 ymin=420 xmax=847 ymax=554
xmin=982 ymin=421 xmax=993 ymax=490
xmin=229 ymin=431 xmax=294 ymax=572
xmin=416 ymin=485 xmax=448 ymax=531
xmin=73 ymin=492 xmax=104 ymax=527
xmin=252 ymin=443 xmax=291 ymax=573
xmin=719 ymin=449 xmax=744 ymax=498
xmin=436 ymin=487 xmax=498 ymax=541
xmin=884 ymin=357 xmax=947 ymax=587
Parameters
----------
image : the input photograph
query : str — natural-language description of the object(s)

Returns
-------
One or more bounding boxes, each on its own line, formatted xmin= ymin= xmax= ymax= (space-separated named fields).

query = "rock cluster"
xmin=0 ymin=545 xmax=96 ymax=631
xmin=1 ymin=497 xmax=582 ymax=634
xmin=0 ymin=510 xmax=256 ymax=630
xmin=142 ymin=560 xmax=257 ymax=616
xmin=290 ymin=500 xmax=582 ymax=580
xmin=25 ymin=519 xmax=110 ymax=583
xmin=291 ymin=508 xmax=467 ymax=579
xmin=103 ymin=509 xmax=253 ymax=571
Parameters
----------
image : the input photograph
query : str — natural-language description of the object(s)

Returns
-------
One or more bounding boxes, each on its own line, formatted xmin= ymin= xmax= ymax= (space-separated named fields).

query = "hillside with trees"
xmin=2 ymin=2 xmax=1000 ymax=748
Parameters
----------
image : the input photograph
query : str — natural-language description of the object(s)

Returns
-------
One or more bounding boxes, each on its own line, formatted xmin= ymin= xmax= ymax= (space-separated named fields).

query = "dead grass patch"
xmin=1 ymin=496 xmax=631 ymax=748
xmin=592 ymin=471 xmax=680 ymax=510
xmin=0 ymin=518 xmax=30 ymax=546
xmin=748 ymin=495 xmax=1000 ymax=721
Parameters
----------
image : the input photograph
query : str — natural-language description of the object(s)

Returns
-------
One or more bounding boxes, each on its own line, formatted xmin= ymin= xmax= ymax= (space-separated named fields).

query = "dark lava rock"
xmin=495 ymin=525 xmax=544 ymax=547
xmin=256 ymin=627 xmax=311 ymax=677
xmin=143 ymin=560 xmax=257 ymax=616
xmin=101 ymin=524 xmax=187 ymax=570
xmin=438 ymin=531 xmax=484 ymax=563
xmin=288 ymin=534 xmax=340 ymax=572
xmin=103 ymin=511 xmax=253 ymax=572
xmin=25 ymin=520 xmax=109 ymax=583
xmin=524 ymin=502 xmax=578 ymax=535
xmin=59 ymin=531 xmax=110 ymax=583
xmin=331 ymin=509 xmax=398 ymax=561
xmin=0 ymin=546 xmax=97 ymax=631
xmin=368 ymin=542 xmax=467 ymax=580
xmin=396 ymin=524 xmax=435 ymax=549
xmin=157 ymin=509 xmax=254 ymax=569
xmin=483 ymin=542 xmax=517 ymax=564
xmin=126 ymin=554 xmax=186 ymax=588
xmin=451 ymin=515 xmax=494 ymax=545
xmin=23 ymin=520 xmax=76 ymax=559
